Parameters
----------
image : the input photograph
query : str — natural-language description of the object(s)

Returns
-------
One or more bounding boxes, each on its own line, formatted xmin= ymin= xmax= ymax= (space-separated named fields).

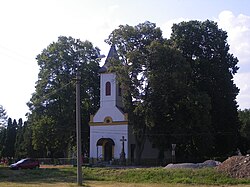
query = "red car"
xmin=9 ymin=158 xmax=40 ymax=170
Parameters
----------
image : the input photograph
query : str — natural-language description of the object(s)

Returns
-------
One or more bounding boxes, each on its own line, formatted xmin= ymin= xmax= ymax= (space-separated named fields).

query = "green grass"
xmin=0 ymin=167 xmax=76 ymax=183
xmin=84 ymin=167 xmax=250 ymax=185
xmin=0 ymin=165 xmax=250 ymax=186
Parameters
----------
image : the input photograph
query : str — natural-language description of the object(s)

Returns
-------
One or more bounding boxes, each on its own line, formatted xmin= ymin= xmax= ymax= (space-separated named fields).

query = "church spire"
xmin=99 ymin=45 xmax=119 ymax=73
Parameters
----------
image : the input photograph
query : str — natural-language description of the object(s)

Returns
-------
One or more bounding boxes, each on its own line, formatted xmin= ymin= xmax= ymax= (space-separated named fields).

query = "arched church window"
xmin=106 ymin=81 xmax=111 ymax=96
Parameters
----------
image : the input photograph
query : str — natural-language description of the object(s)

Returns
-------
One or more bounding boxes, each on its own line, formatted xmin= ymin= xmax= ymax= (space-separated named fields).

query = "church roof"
xmin=99 ymin=45 xmax=119 ymax=73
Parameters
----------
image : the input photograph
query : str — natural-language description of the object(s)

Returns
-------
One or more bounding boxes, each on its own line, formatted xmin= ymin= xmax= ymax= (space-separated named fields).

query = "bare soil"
xmin=217 ymin=155 xmax=250 ymax=178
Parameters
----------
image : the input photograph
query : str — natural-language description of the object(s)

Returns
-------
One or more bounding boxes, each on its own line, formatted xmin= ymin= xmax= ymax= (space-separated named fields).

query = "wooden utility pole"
xmin=76 ymin=71 xmax=82 ymax=185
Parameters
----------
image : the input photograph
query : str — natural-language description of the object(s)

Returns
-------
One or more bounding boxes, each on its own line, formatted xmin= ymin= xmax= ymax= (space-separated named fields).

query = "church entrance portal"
xmin=104 ymin=141 xmax=113 ymax=161
xmin=96 ymin=138 xmax=115 ymax=162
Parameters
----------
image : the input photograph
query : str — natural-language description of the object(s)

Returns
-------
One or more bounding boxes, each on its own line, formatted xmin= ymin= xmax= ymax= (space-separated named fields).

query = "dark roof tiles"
xmin=99 ymin=45 xmax=119 ymax=73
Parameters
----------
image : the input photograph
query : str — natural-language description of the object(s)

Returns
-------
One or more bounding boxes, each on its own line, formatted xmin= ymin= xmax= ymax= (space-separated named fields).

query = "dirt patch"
xmin=217 ymin=155 xmax=250 ymax=178
xmin=40 ymin=165 xmax=73 ymax=168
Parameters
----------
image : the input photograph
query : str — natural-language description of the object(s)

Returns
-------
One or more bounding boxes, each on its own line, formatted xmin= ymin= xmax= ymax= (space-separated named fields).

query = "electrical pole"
xmin=74 ymin=54 xmax=105 ymax=186
xmin=75 ymin=71 xmax=82 ymax=186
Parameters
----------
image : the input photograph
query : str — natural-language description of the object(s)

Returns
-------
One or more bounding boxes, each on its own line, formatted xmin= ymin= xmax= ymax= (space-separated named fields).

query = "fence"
xmin=37 ymin=157 xmax=90 ymax=165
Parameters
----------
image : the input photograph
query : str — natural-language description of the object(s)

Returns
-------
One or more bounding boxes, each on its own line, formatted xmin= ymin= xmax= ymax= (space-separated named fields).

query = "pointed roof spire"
xmin=99 ymin=45 xmax=119 ymax=73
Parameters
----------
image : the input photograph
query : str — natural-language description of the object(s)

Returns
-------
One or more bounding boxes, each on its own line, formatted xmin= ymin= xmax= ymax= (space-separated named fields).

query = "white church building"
xmin=89 ymin=45 xmax=161 ymax=164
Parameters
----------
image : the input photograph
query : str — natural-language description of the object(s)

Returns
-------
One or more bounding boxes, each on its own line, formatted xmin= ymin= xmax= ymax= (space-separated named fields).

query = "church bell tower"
xmin=89 ymin=45 xmax=129 ymax=163
xmin=98 ymin=45 xmax=123 ymax=109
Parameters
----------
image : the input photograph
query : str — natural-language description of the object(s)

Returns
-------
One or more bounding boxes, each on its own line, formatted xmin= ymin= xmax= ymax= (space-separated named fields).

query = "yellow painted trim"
xmin=89 ymin=121 xmax=128 ymax=126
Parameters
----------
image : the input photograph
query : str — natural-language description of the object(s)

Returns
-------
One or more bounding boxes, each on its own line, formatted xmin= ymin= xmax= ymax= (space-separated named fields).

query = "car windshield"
xmin=16 ymin=159 xmax=27 ymax=164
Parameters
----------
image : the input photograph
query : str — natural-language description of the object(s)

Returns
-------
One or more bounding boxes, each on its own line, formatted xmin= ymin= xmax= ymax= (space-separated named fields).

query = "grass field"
xmin=0 ymin=165 xmax=250 ymax=187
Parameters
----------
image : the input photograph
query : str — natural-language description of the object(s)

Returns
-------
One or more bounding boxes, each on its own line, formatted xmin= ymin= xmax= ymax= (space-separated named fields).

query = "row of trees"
xmin=0 ymin=20 xmax=249 ymax=162
xmin=0 ymin=106 xmax=32 ymax=159
xmin=1 ymin=105 xmax=249 ymax=162
xmin=106 ymin=20 xmax=240 ymax=161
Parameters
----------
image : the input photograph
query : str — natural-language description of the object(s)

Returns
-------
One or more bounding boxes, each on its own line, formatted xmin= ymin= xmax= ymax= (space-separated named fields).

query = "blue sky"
xmin=0 ymin=0 xmax=250 ymax=120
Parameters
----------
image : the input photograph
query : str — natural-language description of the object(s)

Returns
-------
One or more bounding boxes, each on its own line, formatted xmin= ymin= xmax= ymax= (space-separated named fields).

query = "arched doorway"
xmin=104 ymin=141 xmax=113 ymax=161
xmin=96 ymin=138 xmax=115 ymax=161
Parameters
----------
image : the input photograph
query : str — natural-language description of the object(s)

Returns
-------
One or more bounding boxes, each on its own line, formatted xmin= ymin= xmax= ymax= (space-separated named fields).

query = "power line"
xmin=0 ymin=43 xmax=35 ymax=66
xmin=31 ymin=81 xmax=74 ymax=104
xmin=87 ymin=130 xmax=237 ymax=136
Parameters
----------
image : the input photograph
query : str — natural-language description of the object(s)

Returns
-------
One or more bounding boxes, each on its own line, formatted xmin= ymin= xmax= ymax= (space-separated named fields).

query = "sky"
xmin=0 ymin=0 xmax=250 ymax=120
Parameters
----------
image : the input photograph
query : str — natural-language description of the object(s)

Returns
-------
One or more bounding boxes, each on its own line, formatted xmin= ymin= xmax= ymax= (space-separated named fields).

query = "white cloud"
xmin=108 ymin=4 xmax=119 ymax=13
xmin=161 ymin=18 xmax=190 ymax=39
xmin=234 ymin=72 xmax=250 ymax=109
xmin=217 ymin=11 xmax=250 ymax=109
xmin=218 ymin=11 xmax=250 ymax=67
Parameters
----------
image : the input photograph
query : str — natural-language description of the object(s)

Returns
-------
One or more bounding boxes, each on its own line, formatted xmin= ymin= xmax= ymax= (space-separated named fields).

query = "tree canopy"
xmin=106 ymin=20 xmax=240 ymax=161
xmin=170 ymin=20 xmax=240 ymax=156
xmin=105 ymin=21 xmax=164 ymax=164
xmin=238 ymin=109 xmax=250 ymax=153
xmin=27 ymin=36 xmax=101 ymax=157
xmin=1 ymin=20 xmax=241 ymax=162
xmin=146 ymin=41 xmax=213 ymax=160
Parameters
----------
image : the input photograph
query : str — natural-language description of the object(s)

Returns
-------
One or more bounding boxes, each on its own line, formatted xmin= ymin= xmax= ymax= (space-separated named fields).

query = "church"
xmin=89 ymin=45 xmax=162 ymax=165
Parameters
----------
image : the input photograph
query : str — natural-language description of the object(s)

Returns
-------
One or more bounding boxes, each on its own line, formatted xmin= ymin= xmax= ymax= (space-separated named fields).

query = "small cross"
xmin=120 ymin=136 xmax=127 ymax=152
xmin=120 ymin=136 xmax=127 ymax=143
xmin=120 ymin=136 xmax=127 ymax=164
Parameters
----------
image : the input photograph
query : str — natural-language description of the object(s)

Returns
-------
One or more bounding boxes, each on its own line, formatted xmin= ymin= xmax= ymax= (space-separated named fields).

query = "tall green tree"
xmin=147 ymin=41 xmax=213 ymax=161
xmin=21 ymin=121 xmax=35 ymax=157
xmin=170 ymin=20 xmax=240 ymax=156
xmin=0 ymin=105 xmax=8 ymax=128
xmin=27 ymin=36 xmax=101 ymax=157
xmin=238 ymin=109 xmax=250 ymax=153
xmin=0 ymin=105 xmax=8 ymax=157
xmin=105 ymin=21 xmax=163 ymax=164
xmin=3 ymin=118 xmax=17 ymax=158
xmin=14 ymin=118 xmax=26 ymax=158
xmin=0 ymin=127 xmax=6 ymax=158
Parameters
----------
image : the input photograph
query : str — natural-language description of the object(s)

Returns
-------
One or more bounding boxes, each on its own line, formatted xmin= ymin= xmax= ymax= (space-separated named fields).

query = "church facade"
xmin=89 ymin=45 xmax=161 ymax=164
